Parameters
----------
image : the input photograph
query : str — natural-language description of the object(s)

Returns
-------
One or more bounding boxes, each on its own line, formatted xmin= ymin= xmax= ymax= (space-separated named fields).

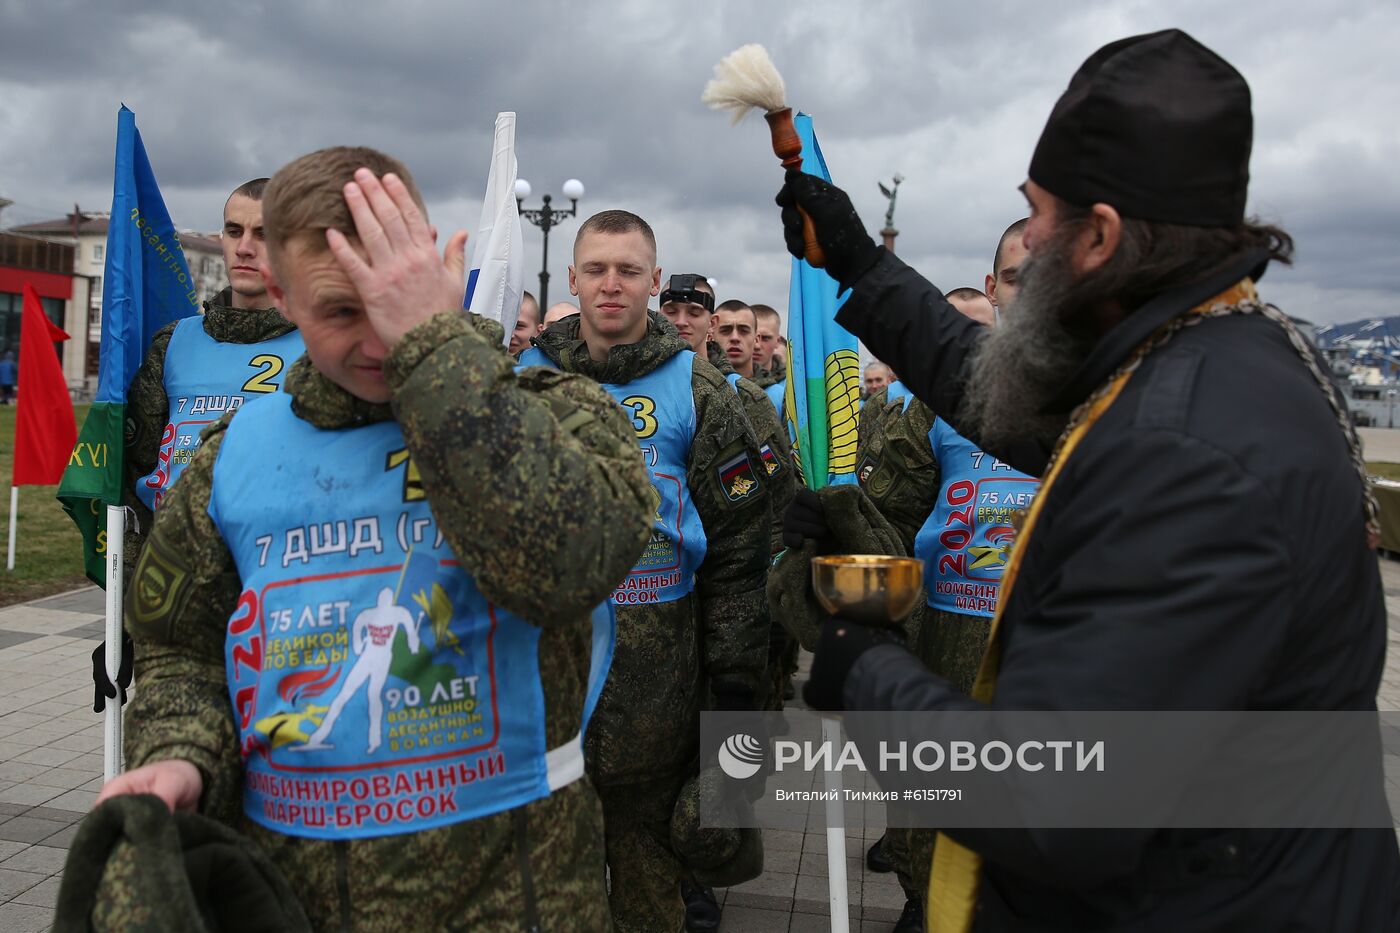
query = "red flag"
xmin=13 ymin=284 xmax=77 ymax=486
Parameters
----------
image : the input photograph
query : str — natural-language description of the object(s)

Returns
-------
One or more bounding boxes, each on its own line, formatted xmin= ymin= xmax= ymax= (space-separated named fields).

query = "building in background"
xmin=4 ymin=208 xmax=224 ymax=395
xmin=0 ymin=227 xmax=89 ymax=394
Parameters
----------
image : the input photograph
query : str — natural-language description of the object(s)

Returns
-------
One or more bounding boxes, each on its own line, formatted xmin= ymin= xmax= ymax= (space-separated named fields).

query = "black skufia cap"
xmin=1028 ymin=29 xmax=1252 ymax=226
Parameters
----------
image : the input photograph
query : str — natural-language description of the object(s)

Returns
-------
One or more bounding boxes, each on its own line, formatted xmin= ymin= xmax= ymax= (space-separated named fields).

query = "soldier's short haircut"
xmin=228 ymin=177 xmax=270 ymax=202
xmin=945 ymin=286 xmax=988 ymax=301
xmin=575 ymin=210 xmax=656 ymax=259
xmin=715 ymin=300 xmax=755 ymax=327
xmin=262 ymin=147 xmax=427 ymax=271
xmin=992 ymin=218 xmax=1029 ymax=277
xmin=751 ymin=303 xmax=780 ymax=325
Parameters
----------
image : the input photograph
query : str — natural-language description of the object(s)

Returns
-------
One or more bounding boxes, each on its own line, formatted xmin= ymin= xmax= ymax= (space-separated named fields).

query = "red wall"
xmin=0 ymin=267 xmax=73 ymax=300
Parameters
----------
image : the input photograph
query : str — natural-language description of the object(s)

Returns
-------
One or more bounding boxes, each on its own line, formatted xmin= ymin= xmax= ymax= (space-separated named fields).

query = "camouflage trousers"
xmin=596 ymin=772 xmax=690 ymax=933
xmin=916 ymin=609 xmax=991 ymax=698
xmin=885 ymin=609 xmax=992 ymax=904
xmin=761 ymin=626 xmax=799 ymax=711
xmin=884 ymin=824 xmax=939 ymax=903
xmin=240 ymin=779 xmax=612 ymax=932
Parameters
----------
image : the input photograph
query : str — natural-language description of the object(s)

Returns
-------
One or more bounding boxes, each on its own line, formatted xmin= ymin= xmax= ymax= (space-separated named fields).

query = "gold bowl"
xmin=811 ymin=555 xmax=924 ymax=627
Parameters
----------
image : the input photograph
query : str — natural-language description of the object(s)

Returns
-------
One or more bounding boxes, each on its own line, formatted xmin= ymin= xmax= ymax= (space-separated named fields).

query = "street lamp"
xmin=515 ymin=178 xmax=585 ymax=309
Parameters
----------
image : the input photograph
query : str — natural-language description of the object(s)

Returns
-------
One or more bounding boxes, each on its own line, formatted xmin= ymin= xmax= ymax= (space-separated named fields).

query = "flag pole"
xmin=822 ymin=715 xmax=850 ymax=933
xmin=6 ymin=487 xmax=16 ymax=571
xmin=102 ymin=505 xmax=124 ymax=781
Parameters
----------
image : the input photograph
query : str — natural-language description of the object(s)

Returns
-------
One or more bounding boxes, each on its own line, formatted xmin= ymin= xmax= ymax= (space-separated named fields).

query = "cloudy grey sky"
xmin=1 ymin=0 xmax=1396 ymax=325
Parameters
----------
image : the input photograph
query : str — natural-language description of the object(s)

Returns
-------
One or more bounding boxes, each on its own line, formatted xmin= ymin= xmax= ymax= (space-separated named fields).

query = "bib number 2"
xmin=242 ymin=354 xmax=285 ymax=394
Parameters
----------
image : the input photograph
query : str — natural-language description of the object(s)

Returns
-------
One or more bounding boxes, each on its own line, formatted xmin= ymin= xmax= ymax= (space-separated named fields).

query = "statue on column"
xmin=879 ymin=173 xmax=904 ymax=252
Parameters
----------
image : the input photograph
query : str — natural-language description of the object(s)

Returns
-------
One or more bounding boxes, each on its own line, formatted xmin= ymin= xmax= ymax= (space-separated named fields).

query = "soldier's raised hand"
xmin=326 ymin=168 xmax=469 ymax=349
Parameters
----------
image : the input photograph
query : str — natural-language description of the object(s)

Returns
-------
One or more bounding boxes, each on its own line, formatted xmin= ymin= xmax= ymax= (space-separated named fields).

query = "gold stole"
xmin=925 ymin=279 xmax=1258 ymax=933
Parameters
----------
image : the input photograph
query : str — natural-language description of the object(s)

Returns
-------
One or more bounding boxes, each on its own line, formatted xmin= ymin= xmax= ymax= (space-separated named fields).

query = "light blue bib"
xmin=884 ymin=379 xmax=914 ymax=413
xmin=209 ymin=392 xmax=612 ymax=840
xmin=519 ymin=347 xmax=707 ymax=606
xmin=135 ymin=317 xmax=304 ymax=511
xmin=914 ymin=418 xmax=1040 ymax=617
xmin=765 ymin=380 xmax=785 ymax=415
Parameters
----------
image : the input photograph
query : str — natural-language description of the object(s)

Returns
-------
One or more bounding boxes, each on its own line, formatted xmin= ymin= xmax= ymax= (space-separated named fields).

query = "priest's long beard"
xmin=961 ymin=231 xmax=1102 ymax=452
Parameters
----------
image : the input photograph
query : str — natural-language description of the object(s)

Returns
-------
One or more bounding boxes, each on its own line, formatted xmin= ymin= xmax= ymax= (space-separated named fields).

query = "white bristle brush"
xmin=702 ymin=44 xmax=826 ymax=267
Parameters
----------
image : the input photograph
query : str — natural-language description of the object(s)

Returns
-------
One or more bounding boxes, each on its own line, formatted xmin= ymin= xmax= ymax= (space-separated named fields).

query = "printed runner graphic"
xmin=299 ymin=587 xmax=422 ymax=753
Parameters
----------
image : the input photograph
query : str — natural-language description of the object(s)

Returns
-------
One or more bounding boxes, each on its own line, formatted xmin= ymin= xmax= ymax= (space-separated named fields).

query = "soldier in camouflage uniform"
xmin=661 ymin=284 xmax=795 ymax=933
xmin=94 ymin=179 xmax=308 ymax=712
xmin=703 ymin=303 xmax=797 ymax=709
xmin=747 ymin=304 xmax=787 ymax=417
xmin=658 ymin=280 xmax=796 ymax=560
xmin=749 ymin=303 xmax=784 ymax=384
xmin=122 ymin=178 xmax=305 ymax=563
xmin=100 ymin=148 xmax=653 ymax=932
xmin=522 ymin=213 xmax=770 ymax=933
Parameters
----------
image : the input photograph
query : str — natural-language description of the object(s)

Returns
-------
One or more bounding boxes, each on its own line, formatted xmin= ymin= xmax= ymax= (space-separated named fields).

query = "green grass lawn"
xmin=0 ymin=403 xmax=93 ymax=606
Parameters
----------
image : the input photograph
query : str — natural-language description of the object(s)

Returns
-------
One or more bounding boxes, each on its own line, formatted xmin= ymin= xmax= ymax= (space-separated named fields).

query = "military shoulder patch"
xmin=718 ymin=451 xmax=760 ymax=503
xmin=129 ymin=533 xmax=194 ymax=641
xmin=758 ymin=443 xmax=783 ymax=477
xmin=857 ymin=455 xmax=879 ymax=485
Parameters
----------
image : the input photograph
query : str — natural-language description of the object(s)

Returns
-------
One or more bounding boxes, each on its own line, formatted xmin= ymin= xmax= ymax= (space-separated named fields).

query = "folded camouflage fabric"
xmin=53 ymin=794 xmax=310 ymax=933
xmin=670 ymin=769 xmax=764 ymax=888
xmin=767 ymin=484 xmax=909 ymax=651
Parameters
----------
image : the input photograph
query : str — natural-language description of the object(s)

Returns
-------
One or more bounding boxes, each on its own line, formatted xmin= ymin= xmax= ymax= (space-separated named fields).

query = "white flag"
xmin=464 ymin=112 xmax=524 ymax=347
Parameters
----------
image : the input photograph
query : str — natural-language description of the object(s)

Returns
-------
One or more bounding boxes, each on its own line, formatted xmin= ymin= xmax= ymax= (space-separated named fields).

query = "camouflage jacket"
xmin=751 ymin=361 xmax=784 ymax=389
xmin=123 ymin=310 xmax=651 ymax=929
xmin=121 ymin=288 xmax=298 ymax=574
xmin=856 ymin=389 xmax=940 ymax=556
xmin=531 ymin=313 xmax=771 ymax=781
xmin=704 ymin=342 xmax=797 ymax=555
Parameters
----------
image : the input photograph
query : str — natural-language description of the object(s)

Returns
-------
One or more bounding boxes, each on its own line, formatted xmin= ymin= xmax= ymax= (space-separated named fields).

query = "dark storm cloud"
xmin=0 ymin=0 xmax=1396 ymax=322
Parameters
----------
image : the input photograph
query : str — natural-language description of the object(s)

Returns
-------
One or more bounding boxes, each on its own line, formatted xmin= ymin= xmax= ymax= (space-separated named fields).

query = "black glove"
xmin=781 ymin=487 xmax=832 ymax=551
xmin=708 ymin=680 xmax=770 ymax=801
xmin=710 ymin=680 xmax=757 ymax=712
xmin=803 ymin=617 xmax=899 ymax=712
xmin=775 ymin=169 xmax=884 ymax=290
xmin=91 ymin=630 xmax=135 ymax=713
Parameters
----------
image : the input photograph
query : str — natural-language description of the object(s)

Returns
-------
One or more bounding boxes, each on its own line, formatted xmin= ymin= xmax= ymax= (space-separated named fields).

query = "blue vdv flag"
xmin=782 ymin=113 xmax=862 ymax=490
xmin=58 ymin=104 xmax=199 ymax=583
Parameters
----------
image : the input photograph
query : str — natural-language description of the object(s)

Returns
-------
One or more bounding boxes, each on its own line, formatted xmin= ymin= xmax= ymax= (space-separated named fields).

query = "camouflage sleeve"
xmin=120 ymin=321 xmax=178 ymax=577
xmin=738 ymin=381 xmax=796 ymax=556
xmin=385 ymin=311 xmax=652 ymax=628
xmin=687 ymin=361 xmax=772 ymax=692
xmin=123 ymin=414 xmax=244 ymax=821
xmin=857 ymin=387 xmax=891 ymax=452
xmin=857 ymin=398 xmax=940 ymax=555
